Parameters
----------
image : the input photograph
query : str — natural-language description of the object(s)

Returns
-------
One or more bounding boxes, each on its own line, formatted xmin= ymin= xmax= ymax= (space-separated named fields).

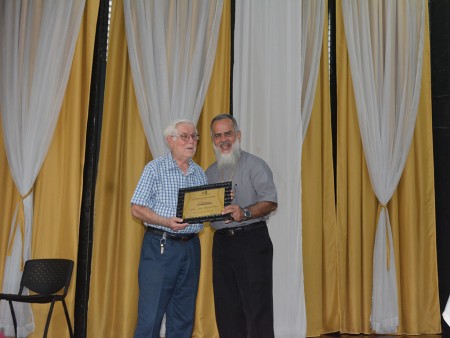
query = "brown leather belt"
xmin=146 ymin=227 xmax=197 ymax=241
xmin=215 ymin=221 xmax=267 ymax=236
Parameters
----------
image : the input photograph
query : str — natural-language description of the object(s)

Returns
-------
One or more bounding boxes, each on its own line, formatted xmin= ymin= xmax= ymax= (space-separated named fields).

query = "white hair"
xmin=163 ymin=119 xmax=197 ymax=139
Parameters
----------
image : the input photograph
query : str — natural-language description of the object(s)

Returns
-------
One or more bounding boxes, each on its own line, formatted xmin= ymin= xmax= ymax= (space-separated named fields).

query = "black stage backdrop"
xmin=429 ymin=0 xmax=450 ymax=333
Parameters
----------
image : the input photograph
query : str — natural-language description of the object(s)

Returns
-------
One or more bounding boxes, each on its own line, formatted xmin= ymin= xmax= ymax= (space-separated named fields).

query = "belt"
xmin=215 ymin=221 xmax=267 ymax=236
xmin=146 ymin=227 xmax=197 ymax=241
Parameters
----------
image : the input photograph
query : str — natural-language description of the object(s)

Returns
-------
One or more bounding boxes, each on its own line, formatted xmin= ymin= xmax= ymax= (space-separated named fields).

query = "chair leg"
xmin=8 ymin=301 xmax=17 ymax=338
xmin=62 ymin=300 xmax=74 ymax=337
xmin=43 ymin=301 xmax=56 ymax=338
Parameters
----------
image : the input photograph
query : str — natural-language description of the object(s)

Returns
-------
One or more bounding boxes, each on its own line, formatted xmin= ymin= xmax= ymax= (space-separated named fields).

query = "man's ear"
xmin=166 ymin=135 xmax=173 ymax=147
xmin=237 ymin=130 xmax=241 ymax=141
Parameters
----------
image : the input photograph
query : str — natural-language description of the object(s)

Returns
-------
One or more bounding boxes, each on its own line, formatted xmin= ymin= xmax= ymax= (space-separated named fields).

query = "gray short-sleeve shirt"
xmin=206 ymin=151 xmax=277 ymax=230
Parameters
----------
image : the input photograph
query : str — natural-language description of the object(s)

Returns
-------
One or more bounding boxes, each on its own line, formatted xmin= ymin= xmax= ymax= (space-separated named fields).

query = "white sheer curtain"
xmin=234 ymin=1 xmax=324 ymax=336
xmin=300 ymin=1 xmax=324 ymax=143
xmin=124 ymin=0 xmax=223 ymax=159
xmin=0 ymin=0 xmax=85 ymax=336
xmin=342 ymin=0 xmax=425 ymax=333
xmin=444 ymin=296 xmax=450 ymax=326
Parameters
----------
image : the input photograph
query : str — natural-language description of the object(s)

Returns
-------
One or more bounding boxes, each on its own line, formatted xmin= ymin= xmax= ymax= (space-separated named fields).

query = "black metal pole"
xmin=74 ymin=0 xmax=109 ymax=336
xmin=429 ymin=0 xmax=450 ymax=333
xmin=328 ymin=0 xmax=337 ymax=204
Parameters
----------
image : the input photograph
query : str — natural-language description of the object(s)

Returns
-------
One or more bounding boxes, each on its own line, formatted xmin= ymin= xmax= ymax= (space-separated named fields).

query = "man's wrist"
xmin=242 ymin=207 xmax=252 ymax=220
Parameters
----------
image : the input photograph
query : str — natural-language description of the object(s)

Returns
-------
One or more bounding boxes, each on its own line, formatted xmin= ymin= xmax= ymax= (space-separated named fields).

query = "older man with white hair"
xmin=131 ymin=119 xmax=207 ymax=338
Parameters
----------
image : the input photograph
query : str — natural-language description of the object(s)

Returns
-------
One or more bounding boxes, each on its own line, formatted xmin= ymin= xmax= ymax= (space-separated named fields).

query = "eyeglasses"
xmin=174 ymin=133 xmax=200 ymax=142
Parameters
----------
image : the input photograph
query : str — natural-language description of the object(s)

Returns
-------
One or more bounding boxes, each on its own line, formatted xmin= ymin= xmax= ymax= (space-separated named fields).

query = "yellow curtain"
xmin=88 ymin=0 xmax=230 ymax=336
xmin=193 ymin=1 xmax=230 ymax=337
xmin=302 ymin=2 xmax=340 ymax=335
xmin=0 ymin=121 xmax=15 ymax=289
xmin=0 ymin=1 xmax=99 ymax=337
xmin=336 ymin=1 xmax=440 ymax=334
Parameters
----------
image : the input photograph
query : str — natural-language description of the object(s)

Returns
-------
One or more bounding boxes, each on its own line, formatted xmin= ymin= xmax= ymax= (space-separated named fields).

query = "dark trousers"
xmin=213 ymin=225 xmax=274 ymax=338
xmin=134 ymin=231 xmax=200 ymax=338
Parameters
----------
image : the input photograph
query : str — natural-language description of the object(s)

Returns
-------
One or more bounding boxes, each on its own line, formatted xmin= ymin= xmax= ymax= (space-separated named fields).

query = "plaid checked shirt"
xmin=131 ymin=152 xmax=207 ymax=234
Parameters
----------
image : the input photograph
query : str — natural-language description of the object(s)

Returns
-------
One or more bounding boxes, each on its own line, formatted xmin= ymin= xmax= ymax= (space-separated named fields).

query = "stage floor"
xmin=321 ymin=334 xmax=449 ymax=337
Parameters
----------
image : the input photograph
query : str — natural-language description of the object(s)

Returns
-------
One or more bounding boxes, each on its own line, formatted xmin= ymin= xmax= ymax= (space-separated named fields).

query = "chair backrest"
xmin=19 ymin=259 xmax=74 ymax=296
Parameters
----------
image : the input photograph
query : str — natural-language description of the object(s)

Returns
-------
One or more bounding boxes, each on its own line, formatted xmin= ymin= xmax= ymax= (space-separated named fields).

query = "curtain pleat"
xmin=0 ymin=123 xmax=15 ymax=290
xmin=232 ymin=1 xmax=308 ymax=336
xmin=193 ymin=1 xmax=231 ymax=337
xmin=302 ymin=3 xmax=340 ymax=334
xmin=123 ymin=0 xmax=223 ymax=159
xmin=336 ymin=1 xmax=440 ymax=334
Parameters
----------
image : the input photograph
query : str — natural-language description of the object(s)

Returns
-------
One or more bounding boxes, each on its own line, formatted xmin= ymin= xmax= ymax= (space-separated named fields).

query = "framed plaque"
xmin=176 ymin=181 xmax=233 ymax=224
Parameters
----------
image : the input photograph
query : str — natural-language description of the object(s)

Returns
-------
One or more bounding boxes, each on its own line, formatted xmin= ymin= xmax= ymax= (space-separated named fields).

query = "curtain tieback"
xmin=376 ymin=202 xmax=391 ymax=270
xmin=7 ymin=188 xmax=33 ymax=270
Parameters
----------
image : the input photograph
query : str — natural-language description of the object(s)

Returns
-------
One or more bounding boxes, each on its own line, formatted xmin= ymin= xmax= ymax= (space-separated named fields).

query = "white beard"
xmin=214 ymin=139 xmax=241 ymax=171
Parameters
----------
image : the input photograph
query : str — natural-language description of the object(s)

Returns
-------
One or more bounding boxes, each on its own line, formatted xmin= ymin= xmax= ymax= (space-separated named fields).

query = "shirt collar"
xmin=168 ymin=152 xmax=194 ymax=174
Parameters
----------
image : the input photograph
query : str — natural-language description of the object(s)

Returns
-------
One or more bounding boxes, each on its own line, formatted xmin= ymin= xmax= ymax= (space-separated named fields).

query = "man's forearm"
xmin=131 ymin=204 xmax=167 ymax=226
xmin=245 ymin=201 xmax=277 ymax=219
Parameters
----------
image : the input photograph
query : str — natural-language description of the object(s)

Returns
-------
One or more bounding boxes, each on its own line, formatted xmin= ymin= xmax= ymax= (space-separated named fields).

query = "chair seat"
xmin=0 ymin=293 xmax=65 ymax=304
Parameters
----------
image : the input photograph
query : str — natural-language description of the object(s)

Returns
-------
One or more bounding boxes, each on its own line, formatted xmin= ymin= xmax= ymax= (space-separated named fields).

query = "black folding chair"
xmin=0 ymin=259 xmax=74 ymax=338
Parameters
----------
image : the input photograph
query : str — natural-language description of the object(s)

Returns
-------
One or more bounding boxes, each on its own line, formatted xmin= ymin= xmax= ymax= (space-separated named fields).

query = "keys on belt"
xmin=160 ymin=232 xmax=167 ymax=255
xmin=146 ymin=227 xmax=197 ymax=255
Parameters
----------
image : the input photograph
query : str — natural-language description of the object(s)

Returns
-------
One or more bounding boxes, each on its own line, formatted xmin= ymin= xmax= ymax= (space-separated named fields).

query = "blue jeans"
xmin=134 ymin=231 xmax=201 ymax=338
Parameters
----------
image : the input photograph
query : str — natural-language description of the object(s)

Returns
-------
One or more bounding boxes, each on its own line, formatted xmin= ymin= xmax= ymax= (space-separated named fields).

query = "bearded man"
xmin=206 ymin=114 xmax=278 ymax=338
